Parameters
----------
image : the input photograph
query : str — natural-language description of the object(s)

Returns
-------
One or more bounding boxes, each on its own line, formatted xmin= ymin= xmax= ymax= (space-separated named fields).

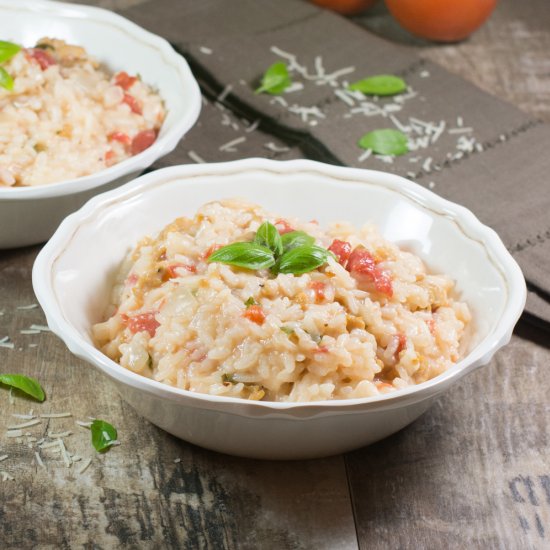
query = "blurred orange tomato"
xmin=385 ymin=0 xmax=497 ymax=42
xmin=310 ymin=0 xmax=377 ymax=16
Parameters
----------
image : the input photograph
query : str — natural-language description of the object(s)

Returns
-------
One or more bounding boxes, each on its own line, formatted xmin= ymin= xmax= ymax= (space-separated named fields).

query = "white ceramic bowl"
xmin=0 ymin=0 xmax=201 ymax=248
xmin=32 ymin=159 xmax=526 ymax=459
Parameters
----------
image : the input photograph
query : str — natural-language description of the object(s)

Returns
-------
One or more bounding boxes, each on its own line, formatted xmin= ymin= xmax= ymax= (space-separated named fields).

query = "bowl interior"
xmin=0 ymin=1 xmax=193 ymax=143
xmin=50 ymin=165 xmax=509 ymax=359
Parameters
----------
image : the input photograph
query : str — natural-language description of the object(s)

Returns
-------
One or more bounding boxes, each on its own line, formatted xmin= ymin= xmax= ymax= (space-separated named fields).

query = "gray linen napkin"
xmin=121 ymin=0 xmax=550 ymax=326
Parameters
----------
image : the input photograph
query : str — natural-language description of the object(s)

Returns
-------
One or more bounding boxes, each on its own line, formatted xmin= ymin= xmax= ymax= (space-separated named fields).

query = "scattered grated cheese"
xmin=7 ymin=419 xmax=41 ymax=430
xmin=448 ymin=127 xmax=473 ymax=134
xmin=264 ymin=142 xmax=290 ymax=153
xmin=217 ymin=84 xmax=233 ymax=102
xmin=199 ymin=46 xmax=212 ymax=55
xmin=0 ymin=339 xmax=15 ymax=349
xmin=428 ymin=182 xmax=436 ymax=189
xmin=78 ymin=457 xmax=92 ymax=474
xmin=71 ymin=455 xmax=82 ymax=463
xmin=58 ymin=439 xmax=71 ymax=468
xmin=358 ymin=149 xmax=372 ymax=162
xmin=284 ymin=82 xmax=304 ymax=93
xmin=219 ymin=136 xmax=246 ymax=152
xmin=39 ymin=440 xmax=62 ymax=450
xmin=8 ymin=388 xmax=14 ymax=404
xmin=187 ymin=150 xmax=205 ymax=164
xmin=1 ymin=471 xmax=14 ymax=481
xmin=35 ymin=451 xmax=45 ymax=468
xmin=11 ymin=413 xmax=36 ymax=420
xmin=422 ymin=157 xmax=433 ymax=172
xmin=6 ymin=430 xmax=23 ymax=438
xmin=420 ymin=70 xmax=430 ymax=78
xmin=0 ymin=455 xmax=8 ymax=462
xmin=75 ymin=420 xmax=92 ymax=428
xmin=20 ymin=330 xmax=40 ymax=335
xmin=245 ymin=119 xmax=260 ymax=133
xmin=457 ymin=116 xmax=463 ymax=127
xmin=174 ymin=458 xmax=181 ymax=464
xmin=29 ymin=324 xmax=50 ymax=332
xmin=48 ymin=431 xmax=72 ymax=439
xmin=40 ymin=412 xmax=71 ymax=419
xmin=16 ymin=304 xmax=38 ymax=310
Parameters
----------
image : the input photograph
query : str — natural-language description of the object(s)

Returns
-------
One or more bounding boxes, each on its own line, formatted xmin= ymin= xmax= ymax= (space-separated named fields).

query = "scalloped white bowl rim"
xmin=32 ymin=159 xmax=526 ymax=418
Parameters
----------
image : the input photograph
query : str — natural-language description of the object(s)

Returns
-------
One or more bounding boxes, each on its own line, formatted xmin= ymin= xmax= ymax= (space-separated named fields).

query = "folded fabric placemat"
xmin=121 ymin=0 xmax=550 ymax=327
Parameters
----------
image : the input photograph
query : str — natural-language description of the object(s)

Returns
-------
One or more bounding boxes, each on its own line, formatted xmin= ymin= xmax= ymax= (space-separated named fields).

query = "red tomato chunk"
xmin=109 ymin=132 xmax=131 ymax=147
xmin=115 ymin=71 xmax=137 ymax=90
xmin=309 ymin=281 xmax=326 ymax=302
xmin=328 ymin=239 xmax=352 ymax=265
xmin=163 ymin=263 xmax=196 ymax=280
xmin=27 ymin=48 xmax=56 ymax=70
xmin=243 ymin=305 xmax=266 ymax=325
xmin=131 ymin=129 xmax=157 ymax=155
xmin=275 ymin=219 xmax=294 ymax=235
xmin=346 ymin=246 xmax=393 ymax=297
xmin=123 ymin=312 xmax=159 ymax=337
xmin=123 ymin=93 xmax=143 ymax=115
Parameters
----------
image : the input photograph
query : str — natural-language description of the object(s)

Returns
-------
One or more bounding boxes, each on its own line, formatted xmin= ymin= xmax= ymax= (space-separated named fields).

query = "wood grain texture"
xmin=1 ymin=0 xmax=549 ymax=548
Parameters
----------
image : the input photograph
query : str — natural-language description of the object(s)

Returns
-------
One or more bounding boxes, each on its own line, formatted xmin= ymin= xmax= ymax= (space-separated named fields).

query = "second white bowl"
xmin=0 ymin=0 xmax=201 ymax=248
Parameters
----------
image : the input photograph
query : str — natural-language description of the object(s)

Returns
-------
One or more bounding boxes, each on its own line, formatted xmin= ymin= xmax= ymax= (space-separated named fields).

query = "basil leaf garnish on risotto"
xmin=281 ymin=231 xmax=315 ymax=251
xmin=208 ymin=242 xmax=276 ymax=270
xmin=254 ymin=221 xmax=283 ymax=256
xmin=0 ymin=67 xmax=14 ymax=91
xmin=275 ymin=245 xmax=329 ymax=275
xmin=90 ymin=420 xmax=118 ymax=452
xmin=0 ymin=40 xmax=21 ymax=64
xmin=0 ymin=373 xmax=45 ymax=401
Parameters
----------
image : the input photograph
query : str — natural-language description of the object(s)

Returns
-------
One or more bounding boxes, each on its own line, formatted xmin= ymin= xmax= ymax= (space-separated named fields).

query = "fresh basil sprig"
xmin=281 ymin=231 xmax=315 ymax=251
xmin=0 ymin=373 xmax=45 ymax=401
xmin=349 ymin=74 xmax=407 ymax=96
xmin=358 ymin=129 xmax=409 ymax=156
xmin=254 ymin=221 xmax=283 ymax=256
xmin=208 ymin=221 xmax=330 ymax=276
xmin=0 ymin=40 xmax=21 ymax=64
xmin=90 ymin=419 xmax=118 ymax=452
xmin=208 ymin=242 xmax=275 ymax=270
xmin=255 ymin=61 xmax=291 ymax=95
xmin=274 ymin=244 xmax=329 ymax=275
xmin=0 ymin=67 xmax=14 ymax=91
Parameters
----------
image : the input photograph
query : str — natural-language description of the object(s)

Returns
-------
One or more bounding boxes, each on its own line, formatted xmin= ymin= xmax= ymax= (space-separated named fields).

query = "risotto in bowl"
xmin=32 ymin=159 xmax=526 ymax=459
xmin=0 ymin=0 xmax=201 ymax=247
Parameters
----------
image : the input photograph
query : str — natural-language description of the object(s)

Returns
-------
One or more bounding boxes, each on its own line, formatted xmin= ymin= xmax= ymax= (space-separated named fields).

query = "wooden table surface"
xmin=1 ymin=1 xmax=549 ymax=548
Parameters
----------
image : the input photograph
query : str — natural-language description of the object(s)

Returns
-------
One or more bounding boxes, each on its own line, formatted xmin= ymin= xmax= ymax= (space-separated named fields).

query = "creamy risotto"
xmin=0 ymin=38 xmax=165 ymax=186
xmin=93 ymin=200 xmax=470 ymax=402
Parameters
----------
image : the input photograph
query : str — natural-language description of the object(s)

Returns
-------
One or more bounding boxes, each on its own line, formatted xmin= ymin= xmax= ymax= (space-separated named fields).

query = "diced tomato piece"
xmin=126 ymin=273 xmax=138 ymax=286
xmin=114 ymin=71 xmax=137 ymax=91
xmin=315 ymin=345 xmax=329 ymax=354
xmin=309 ymin=281 xmax=326 ymax=302
xmin=396 ymin=333 xmax=407 ymax=355
xmin=105 ymin=149 xmax=116 ymax=166
xmin=375 ymin=381 xmax=394 ymax=391
xmin=27 ymin=48 xmax=56 ymax=70
xmin=200 ymin=244 xmax=223 ymax=261
xmin=275 ymin=219 xmax=294 ymax=235
xmin=123 ymin=93 xmax=143 ymax=115
xmin=346 ymin=246 xmax=393 ymax=297
xmin=131 ymin=129 xmax=157 ymax=155
xmin=122 ymin=312 xmax=159 ymax=337
xmin=328 ymin=239 xmax=352 ymax=265
xmin=163 ymin=263 xmax=197 ymax=280
xmin=108 ymin=131 xmax=131 ymax=147
xmin=243 ymin=305 xmax=265 ymax=325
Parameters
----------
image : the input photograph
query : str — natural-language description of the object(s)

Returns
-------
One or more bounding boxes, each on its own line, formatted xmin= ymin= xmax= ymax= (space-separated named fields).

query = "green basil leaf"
xmin=254 ymin=221 xmax=283 ymax=256
xmin=90 ymin=419 xmax=118 ymax=452
xmin=281 ymin=231 xmax=315 ymax=252
xmin=348 ymin=74 xmax=407 ymax=96
xmin=0 ymin=40 xmax=21 ymax=64
xmin=0 ymin=67 xmax=14 ymax=91
xmin=358 ymin=129 xmax=409 ymax=156
xmin=0 ymin=374 xmax=45 ymax=401
xmin=244 ymin=296 xmax=257 ymax=307
xmin=275 ymin=245 xmax=329 ymax=275
xmin=207 ymin=242 xmax=275 ymax=270
xmin=255 ymin=61 xmax=291 ymax=95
